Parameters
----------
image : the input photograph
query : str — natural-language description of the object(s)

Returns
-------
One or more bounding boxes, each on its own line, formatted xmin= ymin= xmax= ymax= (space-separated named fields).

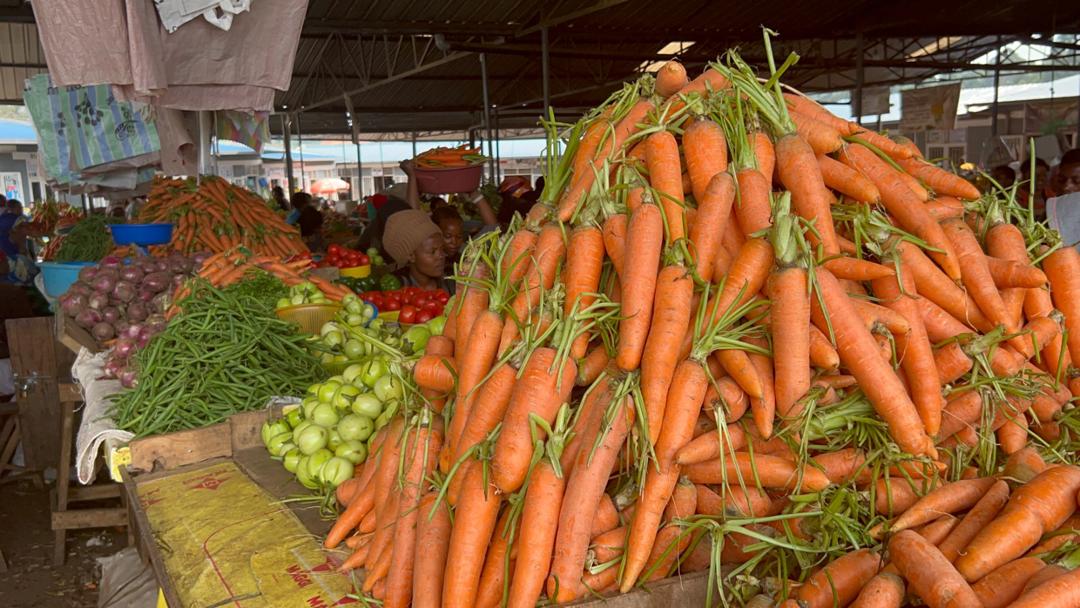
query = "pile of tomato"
xmin=320 ymin=244 xmax=371 ymax=269
xmin=359 ymin=287 xmax=449 ymax=324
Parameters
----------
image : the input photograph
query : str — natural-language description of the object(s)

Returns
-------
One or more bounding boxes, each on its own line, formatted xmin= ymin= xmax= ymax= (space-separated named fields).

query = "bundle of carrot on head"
xmin=140 ymin=176 xmax=308 ymax=259
xmin=414 ymin=144 xmax=488 ymax=168
xmin=321 ymin=33 xmax=1080 ymax=608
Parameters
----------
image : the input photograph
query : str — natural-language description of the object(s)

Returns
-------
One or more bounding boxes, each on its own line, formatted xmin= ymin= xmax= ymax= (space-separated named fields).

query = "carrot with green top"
xmin=645 ymin=130 xmax=687 ymax=243
xmin=616 ymin=203 xmax=664 ymax=371
xmin=690 ymin=172 xmax=735 ymax=282
xmin=683 ymin=118 xmax=728 ymax=204
xmin=890 ymin=530 xmax=981 ymax=608
xmin=641 ymin=264 xmax=695 ymax=444
xmin=795 ymin=549 xmax=882 ymax=608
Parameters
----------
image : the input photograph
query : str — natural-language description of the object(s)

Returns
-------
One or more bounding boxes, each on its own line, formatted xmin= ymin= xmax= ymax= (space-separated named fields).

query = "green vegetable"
xmin=335 ymin=440 xmax=367 ymax=465
xmin=378 ymin=273 xmax=402 ymax=291
xmin=110 ymin=280 xmax=324 ymax=437
xmin=282 ymin=448 xmax=301 ymax=473
xmin=351 ymin=393 xmax=382 ymax=419
xmin=297 ymin=425 xmax=328 ymax=455
xmin=54 ymin=215 xmax=118 ymax=262
xmin=266 ymin=432 xmax=292 ymax=456
xmin=319 ymin=457 xmax=354 ymax=487
xmin=337 ymin=414 xmax=374 ymax=442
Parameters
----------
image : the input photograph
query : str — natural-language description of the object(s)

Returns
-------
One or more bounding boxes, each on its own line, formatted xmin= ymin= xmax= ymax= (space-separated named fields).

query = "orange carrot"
xmin=776 ymin=133 xmax=841 ymax=256
xmin=749 ymin=131 xmax=775 ymax=184
xmin=576 ymin=344 xmax=610 ymax=387
xmin=849 ymin=572 xmax=905 ymax=608
xmin=412 ymin=493 xmax=452 ymax=608
xmin=795 ymin=549 xmax=882 ymax=608
xmin=443 ymin=461 xmax=503 ymax=608
xmin=770 ymin=265 xmax=810 ymax=419
xmin=690 ymin=172 xmax=735 ymax=282
xmin=654 ymin=61 xmax=689 ymax=97
xmin=602 ymin=213 xmax=628 ymax=277
xmin=808 ymin=324 xmax=840 ymax=370
xmin=507 ymin=460 xmax=564 ymax=608
xmin=941 ymin=217 xmax=1015 ymax=332
xmin=812 ymin=268 xmax=935 ymax=457
xmin=645 ymin=130 xmax=687 ymax=243
xmin=1009 ymin=565 xmax=1080 ymax=608
xmin=789 ymin=109 xmax=845 ymax=154
xmin=875 ymin=477 xmax=996 ymax=538
xmin=474 ymin=510 xmax=516 ymax=608
xmin=683 ymin=118 xmax=728 ymax=205
xmin=897 ymin=156 xmax=981 ymax=200
xmin=450 ymin=309 xmax=503 ymax=452
xmin=1043 ymin=247 xmax=1080 ymax=363
xmin=890 ymin=530 xmax=981 ymax=608
xmin=783 ymin=93 xmax=859 ymax=135
xmin=734 ymin=166 xmax=773 ymax=236
xmin=823 ymin=257 xmax=894 ymax=281
xmin=683 ymin=452 xmax=831 ymax=492
xmin=453 ymin=362 xmax=516 ymax=464
xmin=616 ymin=203 xmax=664 ymax=371
xmin=640 ymin=264 xmax=694 ymax=444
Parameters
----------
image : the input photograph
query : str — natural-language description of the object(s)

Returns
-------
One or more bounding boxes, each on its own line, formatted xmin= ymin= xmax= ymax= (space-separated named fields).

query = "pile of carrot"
xmin=414 ymin=145 xmax=487 ymax=168
xmin=140 ymin=176 xmax=308 ymax=258
xmin=319 ymin=37 xmax=1080 ymax=608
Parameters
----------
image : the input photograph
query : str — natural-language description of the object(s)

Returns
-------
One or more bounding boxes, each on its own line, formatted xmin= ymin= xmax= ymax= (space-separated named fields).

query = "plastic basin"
xmin=276 ymin=303 xmax=341 ymax=335
xmin=39 ymin=261 xmax=94 ymax=297
xmin=413 ymin=164 xmax=483 ymax=194
xmin=110 ymin=223 xmax=174 ymax=246
xmin=340 ymin=265 xmax=371 ymax=278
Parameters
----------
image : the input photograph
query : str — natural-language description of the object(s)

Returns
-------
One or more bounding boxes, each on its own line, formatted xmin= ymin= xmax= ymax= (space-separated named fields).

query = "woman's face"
xmin=412 ymin=232 xmax=447 ymax=278
xmin=439 ymin=218 xmax=465 ymax=257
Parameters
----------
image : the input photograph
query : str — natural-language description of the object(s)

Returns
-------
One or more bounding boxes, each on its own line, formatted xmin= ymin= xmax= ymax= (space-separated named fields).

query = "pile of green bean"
xmin=111 ymin=280 xmax=324 ymax=437
xmin=54 ymin=215 xmax=117 ymax=262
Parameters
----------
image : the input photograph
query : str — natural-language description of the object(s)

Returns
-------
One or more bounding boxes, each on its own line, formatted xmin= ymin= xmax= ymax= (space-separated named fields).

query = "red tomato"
xmin=434 ymin=290 xmax=450 ymax=304
xmin=328 ymin=244 xmax=342 ymax=256
xmin=422 ymin=299 xmax=441 ymax=313
xmin=383 ymin=297 xmax=401 ymax=312
xmin=358 ymin=254 xmax=370 ymax=266
xmin=416 ymin=310 xmax=434 ymax=324
xmin=400 ymin=305 xmax=418 ymax=324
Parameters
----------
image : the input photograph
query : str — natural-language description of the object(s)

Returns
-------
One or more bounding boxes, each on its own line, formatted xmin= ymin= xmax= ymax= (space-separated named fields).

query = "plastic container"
xmin=109 ymin=223 xmax=174 ymax=247
xmin=413 ymin=164 xmax=483 ymax=194
xmin=340 ymin=265 xmax=371 ymax=278
xmin=39 ymin=261 xmax=95 ymax=298
xmin=276 ymin=303 xmax=341 ymax=335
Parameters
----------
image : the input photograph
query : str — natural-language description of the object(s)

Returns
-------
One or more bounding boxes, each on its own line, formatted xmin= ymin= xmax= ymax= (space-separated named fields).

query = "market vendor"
xmin=383 ymin=209 xmax=451 ymax=293
xmin=431 ymin=192 xmax=499 ymax=268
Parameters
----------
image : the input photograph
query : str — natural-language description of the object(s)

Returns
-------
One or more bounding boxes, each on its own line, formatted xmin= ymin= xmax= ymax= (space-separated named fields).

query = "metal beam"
xmin=515 ymin=0 xmax=630 ymax=38
xmin=300 ymin=51 xmax=472 ymax=112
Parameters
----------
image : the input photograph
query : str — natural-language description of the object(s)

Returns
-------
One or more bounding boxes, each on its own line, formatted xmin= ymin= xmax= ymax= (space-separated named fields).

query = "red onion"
xmin=101 ymin=306 xmax=121 ymax=325
xmin=112 ymin=338 xmax=136 ymax=360
xmin=143 ymin=272 xmax=170 ymax=293
xmin=119 ymin=265 xmax=144 ymax=283
xmin=60 ymin=293 xmax=86 ymax=317
xmin=119 ymin=370 xmax=138 ymax=389
xmin=112 ymin=280 xmax=136 ymax=303
xmin=145 ymin=315 xmax=167 ymax=335
xmin=91 ymin=322 xmax=115 ymax=341
xmin=126 ymin=301 xmax=149 ymax=322
xmin=99 ymin=256 xmax=123 ymax=269
xmin=102 ymin=358 xmax=125 ymax=379
xmin=92 ymin=273 xmax=116 ymax=295
xmin=75 ymin=309 xmax=102 ymax=329
xmin=77 ymin=265 xmax=98 ymax=282
xmin=87 ymin=292 xmax=109 ymax=311
xmin=122 ymin=324 xmax=143 ymax=341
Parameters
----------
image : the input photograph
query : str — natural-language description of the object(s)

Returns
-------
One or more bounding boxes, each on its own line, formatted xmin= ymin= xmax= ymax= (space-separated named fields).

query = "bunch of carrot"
xmin=318 ymin=36 xmax=1080 ymax=608
xmin=414 ymin=145 xmax=487 ymax=168
xmin=140 ymin=176 xmax=308 ymax=258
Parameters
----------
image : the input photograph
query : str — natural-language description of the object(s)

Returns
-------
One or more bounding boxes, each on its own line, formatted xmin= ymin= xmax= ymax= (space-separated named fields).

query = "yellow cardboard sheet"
xmin=136 ymin=461 xmax=359 ymax=607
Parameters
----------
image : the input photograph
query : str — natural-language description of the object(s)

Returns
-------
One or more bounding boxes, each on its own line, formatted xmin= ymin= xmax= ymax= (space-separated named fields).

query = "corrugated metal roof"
xmin=0 ymin=22 xmax=46 ymax=104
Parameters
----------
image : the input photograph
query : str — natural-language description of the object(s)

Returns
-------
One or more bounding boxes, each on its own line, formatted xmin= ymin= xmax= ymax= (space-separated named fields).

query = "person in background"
xmin=431 ymin=193 xmax=498 ymax=269
xmin=288 ymin=192 xmax=324 ymax=251
xmin=286 ymin=191 xmax=308 ymax=225
xmin=271 ymin=186 xmax=289 ymax=212
xmin=356 ymin=160 xmax=423 ymax=256
xmin=495 ymin=176 xmax=536 ymax=227
xmin=990 ymin=164 xmax=1016 ymax=190
xmin=382 ymin=209 xmax=450 ymax=292
xmin=1045 ymin=149 xmax=1080 ymax=248
xmin=0 ymin=200 xmax=34 ymax=284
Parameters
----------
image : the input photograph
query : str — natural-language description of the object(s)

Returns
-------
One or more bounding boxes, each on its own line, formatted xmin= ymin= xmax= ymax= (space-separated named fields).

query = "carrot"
xmin=849 ymin=572 xmax=905 ymax=608
xmin=616 ymin=203 xmax=664 ymax=371
xmin=454 ymin=264 xmax=490 ymax=349
xmin=1004 ymin=447 xmax=1048 ymax=486
xmin=645 ymin=130 xmax=687 ymax=243
xmin=474 ymin=510 xmax=516 ymax=608
xmin=325 ymin=419 xmax=403 ymax=549
xmin=840 ymin=145 xmax=961 ymax=280
xmin=934 ymin=342 xmax=973 ymax=384
xmin=850 ymin=128 xmax=914 ymax=160
xmin=411 ymin=493 xmax=452 ymax=608
xmin=502 ymin=227 xmax=539 ymax=285
xmin=749 ymin=131 xmax=775 ymax=185
xmin=690 ymin=172 xmax=735 ymax=282
xmin=548 ymin=393 xmax=634 ymax=603
xmin=663 ymin=66 xmax=729 ymax=114
xmin=734 ymin=166 xmax=773 ymax=236
xmin=335 ymin=477 xmax=363 ymax=507
xmin=1009 ymin=565 xmax=1080 ymax=608
xmin=683 ymin=118 xmax=728 ymax=204
xmin=383 ymin=426 xmax=443 ymax=608
xmin=896 ymin=156 xmax=981 ymax=200
xmin=640 ymin=264 xmax=694 ymax=444
xmin=770 ymin=265 xmax=810 ymax=419
xmin=941 ymin=217 xmax=1015 ymax=332
xmin=775 ymin=133 xmax=841 ymax=256
xmin=602 ymin=213 xmax=627 ymax=278
xmin=874 ymin=477 xmax=925 ymax=517
xmin=873 ymin=477 xmax=996 ymax=538
xmin=563 ymin=225 xmax=605 ymax=357
xmin=790 ymin=110 xmax=844 ymax=154
xmin=917 ymin=514 xmax=960 ymax=545
xmin=500 ymin=223 xmax=565 ymax=355
xmin=443 ymin=461 xmax=503 ymax=608
xmin=620 ymin=358 xmax=711 ymax=591
xmin=683 ymin=452 xmax=831 ymax=492
xmin=453 ymin=362 xmax=516 ymax=467
xmin=449 ymin=309 xmax=503 ymax=449
xmin=576 ymin=344 xmax=609 ymax=387
xmin=926 ymin=197 xmax=967 ymax=220
xmin=703 ymin=375 xmax=750 ymax=422
xmin=872 ymin=268 xmax=943 ymax=436
xmin=997 ymin=412 xmax=1029 ymax=455
xmin=812 ymin=268 xmax=935 ymax=457
xmin=413 ymin=354 xmax=455 ymax=393
xmin=795 ymin=548 xmax=882 ymax=608
xmin=641 ymin=525 xmax=692 ymax=582
xmin=956 ymin=465 xmax=1080 ymax=582
xmin=591 ymin=494 xmax=619 ymax=537
xmin=851 ymin=297 xmax=911 ymax=336
xmin=899 ymin=239 xmax=992 ymax=332
xmin=889 ymin=530 xmax=981 ymax=608
xmin=505 ymin=460 xmax=564 ymax=608
xmin=663 ymin=476 xmax=698 ymax=522
xmin=590 ymin=525 xmax=627 ymax=564
xmin=1043 ymin=246 xmax=1080 ymax=364
xmin=898 ymin=169 xmax=930 ymax=201
xmin=808 ymin=324 xmax=840 ymax=370
xmin=1013 ymin=314 xmax=1062 ymax=360
xmin=654 ymin=60 xmax=689 ymax=97
xmin=745 ymin=337 xmax=776 ymax=438
xmin=492 ymin=347 xmax=576 ymax=494
xmin=713 ymin=349 xmax=764 ymax=400
xmin=811 ymin=448 xmax=868 ymax=485
xmin=971 ymin=556 xmax=1045 ymax=608
xmin=783 ymin=93 xmax=859 ymax=135
xmin=823 ymin=257 xmax=894 ymax=281
xmin=1024 ymin=287 xmax=1072 ymax=372
xmin=701 ymin=237 xmax=774 ymax=333
xmin=675 ymin=424 xmax=747 ymax=465
xmin=986 ymin=256 xmax=1047 ymax=289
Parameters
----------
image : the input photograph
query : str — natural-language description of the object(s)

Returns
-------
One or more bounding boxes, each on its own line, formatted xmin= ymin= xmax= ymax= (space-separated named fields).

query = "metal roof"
xmin=0 ymin=1 xmax=1078 ymax=136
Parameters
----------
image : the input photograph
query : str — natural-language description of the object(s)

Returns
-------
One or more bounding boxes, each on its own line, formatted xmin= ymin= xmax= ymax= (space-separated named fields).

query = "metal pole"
xmin=411 ymin=133 xmax=418 ymax=158
xmin=355 ymin=139 xmax=363 ymax=200
xmin=493 ymin=108 xmax=501 ymax=183
xmin=479 ymin=53 xmax=495 ymax=182
xmin=197 ymin=110 xmax=213 ymax=177
xmin=541 ymin=26 xmax=551 ymax=115
xmin=283 ymin=114 xmax=295 ymax=194
xmin=991 ymin=36 xmax=1002 ymax=137
xmin=854 ymin=29 xmax=864 ymax=125
xmin=297 ymin=112 xmax=307 ymax=191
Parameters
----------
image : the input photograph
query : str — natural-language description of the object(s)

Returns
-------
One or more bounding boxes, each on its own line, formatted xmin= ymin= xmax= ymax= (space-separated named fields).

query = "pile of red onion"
xmin=57 ymin=253 xmax=209 ymax=387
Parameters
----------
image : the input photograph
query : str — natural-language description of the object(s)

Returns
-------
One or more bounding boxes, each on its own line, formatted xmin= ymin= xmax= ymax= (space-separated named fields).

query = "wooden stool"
xmin=0 ymin=401 xmax=42 ymax=488
xmin=50 ymin=382 xmax=127 ymax=566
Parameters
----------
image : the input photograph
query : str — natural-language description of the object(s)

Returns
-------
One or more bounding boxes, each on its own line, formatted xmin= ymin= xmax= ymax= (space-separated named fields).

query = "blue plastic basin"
xmin=110 ymin=223 xmax=174 ymax=246
xmin=39 ymin=261 xmax=94 ymax=297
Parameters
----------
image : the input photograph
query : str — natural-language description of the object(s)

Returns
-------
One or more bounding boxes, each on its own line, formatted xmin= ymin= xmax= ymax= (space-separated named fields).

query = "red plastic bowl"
xmin=413 ymin=164 xmax=484 ymax=194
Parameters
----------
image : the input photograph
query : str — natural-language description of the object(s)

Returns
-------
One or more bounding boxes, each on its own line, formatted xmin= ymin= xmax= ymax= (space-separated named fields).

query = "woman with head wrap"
xmin=383 ymin=209 xmax=451 ymax=292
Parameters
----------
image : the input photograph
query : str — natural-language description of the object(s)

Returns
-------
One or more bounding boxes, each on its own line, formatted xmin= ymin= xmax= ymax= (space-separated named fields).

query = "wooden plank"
xmin=68 ymin=484 xmax=122 ymax=502
xmin=232 ymin=447 xmax=332 ymax=537
xmin=128 ymin=422 xmax=233 ymax=473
xmin=51 ymin=508 xmax=128 ymax=529
xmin=229 ymin=410 xmax=271 ymax=451
xmin=8 ymin=316 xmax=62 ymax=470
xmin=55 ymin=312 xmax=98 ymax=355
xmin=52 ymin=400 xmax=75 ymax=565
xmin=57 ymin=382 xmax=80 ymax=403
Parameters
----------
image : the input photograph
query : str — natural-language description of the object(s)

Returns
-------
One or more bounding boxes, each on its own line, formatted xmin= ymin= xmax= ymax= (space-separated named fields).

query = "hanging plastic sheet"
xmin=214 ymin=110 xmax=270 ymax=153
